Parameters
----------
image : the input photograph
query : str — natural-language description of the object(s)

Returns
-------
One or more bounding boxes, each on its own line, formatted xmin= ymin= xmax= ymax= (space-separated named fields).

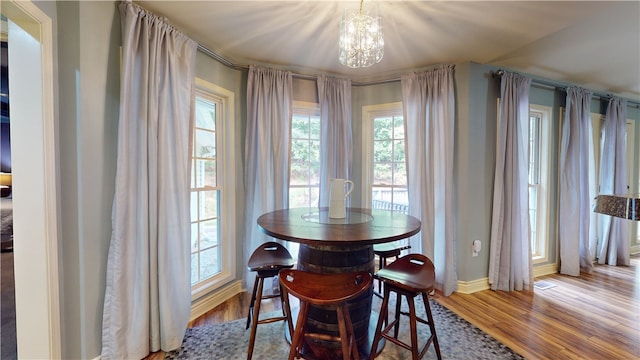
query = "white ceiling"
xmin=136 ymin=1 xmax=640 ymax=100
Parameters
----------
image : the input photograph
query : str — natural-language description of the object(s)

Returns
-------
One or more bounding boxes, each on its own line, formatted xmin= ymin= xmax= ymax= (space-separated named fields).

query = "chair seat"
xmin=279 ymin=270 xmax=372 ymax=305
xmin=248 ymin=243 xmax=295 ymax=272
xmin=373 ymin=243 xmax=410 ymax=258
xmin=376 ymin=254 xmax=435 ymax=293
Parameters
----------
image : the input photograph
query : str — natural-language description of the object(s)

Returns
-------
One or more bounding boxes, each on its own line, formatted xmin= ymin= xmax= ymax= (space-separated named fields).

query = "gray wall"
xmin=28 ymin=1 xmax=640 ymax=358
xmin=55 ymin=1 xmax=120 ymax=358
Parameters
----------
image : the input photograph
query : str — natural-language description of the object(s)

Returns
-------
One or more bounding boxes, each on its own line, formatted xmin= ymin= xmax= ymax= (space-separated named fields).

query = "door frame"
xmin=2 ymin=0 xmax=61 ymax=358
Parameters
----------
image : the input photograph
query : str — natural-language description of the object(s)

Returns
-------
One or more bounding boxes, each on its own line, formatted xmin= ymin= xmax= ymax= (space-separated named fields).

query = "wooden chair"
xmin=246 ymin=242 xmax=295 ymax=360
xmin=369 ymin=254 xmax=442 ymax=360
xmin=279 ymin=269 xmax=372 ymax=360
xmin=373 ymin=242 xmax=411 ymax=297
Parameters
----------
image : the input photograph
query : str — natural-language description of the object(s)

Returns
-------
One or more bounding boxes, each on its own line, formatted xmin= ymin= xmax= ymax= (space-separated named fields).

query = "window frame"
xmin=289 ymin=101 xmax=321 ymax=209
xmin=361 ymin=102 xmax=405 ymax=210
xmin=190 ymin=78 xmax=236 ymax=301
xmin=529 ymin=104 xmax=552 ymax=263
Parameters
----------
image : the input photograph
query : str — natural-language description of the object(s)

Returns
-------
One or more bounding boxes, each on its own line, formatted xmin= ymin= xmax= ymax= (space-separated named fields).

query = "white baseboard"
xmin=455 ymin=262 xmax=559 ymax=294
xmin=190 ymin=280 xmax=244 ymax=322
xmin=455 ymin=277 xmax=490 ymax=294
xmin=533 ymin=262 xmax=558 ymax=278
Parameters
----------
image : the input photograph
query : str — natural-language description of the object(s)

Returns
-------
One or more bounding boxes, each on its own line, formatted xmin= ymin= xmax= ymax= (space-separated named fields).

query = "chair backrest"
xmin=278 ymin=269 xmax=372 ymax=306
xmin=377 ymin=253 xmax=435 ymax=292
xmin=247 ymin=241 xmax=295 ymax=271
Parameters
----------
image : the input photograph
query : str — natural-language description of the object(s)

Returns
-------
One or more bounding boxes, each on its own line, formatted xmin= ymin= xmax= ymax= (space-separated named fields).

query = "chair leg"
xmin=246 ymin=274 xmax=259 ymax=330
xmin=281 ymin=285 xmax=295 ymax=342
xmin=369 ymin=288 xmax=390 ymax=360
xmin=422 ymin=293 xmax=442 ymax=360
xmin=336 ymin=305 xmax=354 ymax=360
xmin=289 ymin=302 xmax=310 ymax=360
xmin=407 ymin=297 xmax=419 ymax=360
xmin=393 ymin=292 xmax=401 ymax=338
xmin=342 ymin=304 xmax=360 ymax=360
xmin=247 ymin=276 xmax=264 ymax=360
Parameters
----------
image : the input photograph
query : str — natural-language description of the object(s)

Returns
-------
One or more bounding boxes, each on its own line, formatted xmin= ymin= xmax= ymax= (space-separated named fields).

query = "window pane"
xmin=199 ymin=190 xmax=218 ymax=219
xmin=374 ymin=163 xmax=392 ymax=184
xmin=369 ymin=110 xmax=407 ymax=215
xmin=374 ymin=140 xmax=392 ymax=162
xmin=190 ymin=253 xmax=198 ymax=284
xmin=393 ymin=140 xmax=405 ymax=162
xmin=394 ymin=117 xmax=404 ymax=138
xmin=200 ymin=247 xmax=220 ymax=280
xmin=195 ymin=129 xmax=216 ymax=158
xmin=195 ymin=159 xmax=216 ymax=187
xmin=393 ymin=163 xmax=407 ymax=185
xmin=195 ymin=98 xmax=216 ymax=130
xmin=200 ymin=219 xmax=218 ymax=249
xmin=190 ymin=191 xmax=198 ymax=221
xmin=191 ymin=223 xmax=198 ymax=252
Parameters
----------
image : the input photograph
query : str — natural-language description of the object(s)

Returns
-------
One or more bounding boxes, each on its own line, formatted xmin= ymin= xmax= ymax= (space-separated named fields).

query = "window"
xmin=529 ymin=105 xmax=551 ymax=262
xmin=288 ymin=101 xmax=321 ymax=258
xmin=362 ymin=103 xmax=408 ymax=213
xmin=190 ymin=79 xmax=236 ymax=300
xmin=289 ymin=101 xmax=321 ymax=208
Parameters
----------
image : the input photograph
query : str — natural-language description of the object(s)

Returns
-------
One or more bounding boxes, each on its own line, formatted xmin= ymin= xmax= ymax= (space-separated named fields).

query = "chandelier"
xmin=339 ymin=0 xmax=384 ymax=68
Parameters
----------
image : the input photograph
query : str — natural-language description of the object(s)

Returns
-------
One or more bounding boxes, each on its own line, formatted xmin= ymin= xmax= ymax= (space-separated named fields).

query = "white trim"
xmin=190 ymin=280 xmax=244 ymax=322
xmin=533 ymin=262 xmax=558 ymax=278
xmin=191 ymin=78 xmax=237 ymax=300
xmin=455 ymin=278 xmax=490 ymax=294
xmin=454 ymin=263 xmax=558 ymax=294
xmin=4 ymin=1 xmax=61 ymax=358
xmin=530 ymin=104 xmax=552 ymax=264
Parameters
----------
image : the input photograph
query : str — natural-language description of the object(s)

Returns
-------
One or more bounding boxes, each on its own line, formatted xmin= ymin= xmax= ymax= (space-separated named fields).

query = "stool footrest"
xmin=257 ymin=315 xmax=287 ymax=325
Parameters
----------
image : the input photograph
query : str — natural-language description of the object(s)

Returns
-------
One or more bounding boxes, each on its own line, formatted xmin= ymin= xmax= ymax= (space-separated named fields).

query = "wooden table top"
xmin=257 ymin=207 xmax=421 ymax=246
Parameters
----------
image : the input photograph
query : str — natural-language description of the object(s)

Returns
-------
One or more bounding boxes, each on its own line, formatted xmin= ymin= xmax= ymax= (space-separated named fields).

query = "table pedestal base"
xmin=285 ymin=309 xmax=385 ymax=359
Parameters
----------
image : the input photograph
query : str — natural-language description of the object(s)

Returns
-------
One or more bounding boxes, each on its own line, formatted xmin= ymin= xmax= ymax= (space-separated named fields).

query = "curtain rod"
xmin=197 ymin=44 xmax=400 ymax=86
xmin=494 ymin=69 xmax=640 ymax=109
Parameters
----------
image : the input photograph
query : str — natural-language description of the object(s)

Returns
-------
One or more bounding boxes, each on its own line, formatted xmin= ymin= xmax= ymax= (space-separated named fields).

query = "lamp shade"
xmin=594 ymin=194 xmax=640 ymax=221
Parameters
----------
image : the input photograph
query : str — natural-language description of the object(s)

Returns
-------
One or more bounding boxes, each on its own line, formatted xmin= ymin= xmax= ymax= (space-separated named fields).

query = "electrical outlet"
xmin=472 ymin=239 xmax=481 ymax=257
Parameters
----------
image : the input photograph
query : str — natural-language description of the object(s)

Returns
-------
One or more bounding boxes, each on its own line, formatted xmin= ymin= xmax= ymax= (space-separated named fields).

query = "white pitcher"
xmin=328 ymin=178 xmax=354 ymax=218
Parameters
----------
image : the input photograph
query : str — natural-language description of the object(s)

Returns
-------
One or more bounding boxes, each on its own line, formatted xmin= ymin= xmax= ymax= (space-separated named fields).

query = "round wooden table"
xmin=257 ymin=207 xmax=421 ymax=359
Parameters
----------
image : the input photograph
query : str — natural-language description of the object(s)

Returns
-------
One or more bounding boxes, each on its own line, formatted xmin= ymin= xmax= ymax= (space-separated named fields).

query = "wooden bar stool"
xmin=369 ymin=254 xmax=442 ymax=360
xmin=279 ymin=269 xmax=372 ymax=360
xmin=246 ymin=242 xmax=295 ymax=360
xmin=373 ymin=243 xmax=411 ymax=297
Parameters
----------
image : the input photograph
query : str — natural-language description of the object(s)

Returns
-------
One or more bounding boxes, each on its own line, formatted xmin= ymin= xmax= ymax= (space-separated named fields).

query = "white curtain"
xmin=243 ymin=65 xmax=292 ymax=287
xmin=597 ymin=97 xmax=629 ymax=265
xmin=317 ymin=75 xmax=353 ymax=207
xmin=102 ymin=2 xmax=197 ymax=359
xmin=402 ymin=65 xmax=457 ymax=296
xmin=559 ymin=87 xmax=594 ymax=276
xmin=488 ymin=72 xmax=533 ymax=291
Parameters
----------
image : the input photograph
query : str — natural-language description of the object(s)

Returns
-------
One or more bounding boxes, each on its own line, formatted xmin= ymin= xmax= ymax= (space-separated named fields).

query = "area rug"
xmin=166 ymin=297 xmax=524 ymax=360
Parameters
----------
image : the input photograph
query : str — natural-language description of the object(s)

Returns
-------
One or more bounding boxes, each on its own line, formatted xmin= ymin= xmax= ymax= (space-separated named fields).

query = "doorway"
xmin=0 ymin=1 xmax=60 ymax=358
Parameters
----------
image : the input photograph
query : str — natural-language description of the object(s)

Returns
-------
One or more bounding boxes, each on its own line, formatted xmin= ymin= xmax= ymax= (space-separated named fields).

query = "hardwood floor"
xmin=145 ymin=256 xmax=639 ymax=360
xmin=436 ymin=256 xmax=639 ymax=360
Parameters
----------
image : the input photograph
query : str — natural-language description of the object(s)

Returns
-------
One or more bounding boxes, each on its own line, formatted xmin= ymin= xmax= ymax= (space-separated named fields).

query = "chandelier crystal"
xmin=339 ymin=0 xmax=384 ymax=68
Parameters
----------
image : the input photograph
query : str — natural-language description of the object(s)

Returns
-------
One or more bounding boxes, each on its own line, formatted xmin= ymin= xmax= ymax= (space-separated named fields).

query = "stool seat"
xmin=373 ymin=243 xmax=410 ymax=259
xmin=279 ymin=270 xmax=373 ymax=360
xmin=248 ymin=242 xmax=296 ymax=272
xmin=370 ymin=254 xmax=442 ymax=360
xmin=246 ymin=242 xmax=295 ymax=360
xmin=373 ymin=243 xmax=411 ymax=297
